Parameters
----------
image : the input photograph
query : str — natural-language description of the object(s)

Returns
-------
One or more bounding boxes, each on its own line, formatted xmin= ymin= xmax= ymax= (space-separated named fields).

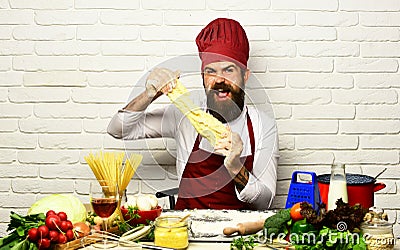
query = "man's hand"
xmin=214 ymin=129 xmax=243 ymax=174
xmin=214 ymin=128 xmax=249 ymax=192
xmin=145 ymin=68 xmax=180 ymax=98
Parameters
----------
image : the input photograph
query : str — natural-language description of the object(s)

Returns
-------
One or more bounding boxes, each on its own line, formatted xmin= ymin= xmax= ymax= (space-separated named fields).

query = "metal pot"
xmin=317 ymin=173 xmax=386 ymax=209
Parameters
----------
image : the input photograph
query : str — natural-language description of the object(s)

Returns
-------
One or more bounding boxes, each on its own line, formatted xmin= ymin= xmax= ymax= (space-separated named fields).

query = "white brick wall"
xmin=0 ymin=0 xmax=399 ymax=237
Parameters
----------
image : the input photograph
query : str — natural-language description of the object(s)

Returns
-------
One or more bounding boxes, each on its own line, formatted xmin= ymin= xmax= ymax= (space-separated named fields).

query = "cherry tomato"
xmin=57 ymin=211 xmax=68 ymax=221
xmin=27 ymin=227 xmax=39 ymax=242
xmin=37 ymin=225 xmax=49 ymax=238
xmin=290 ymin=202 xmax=304 ymax=221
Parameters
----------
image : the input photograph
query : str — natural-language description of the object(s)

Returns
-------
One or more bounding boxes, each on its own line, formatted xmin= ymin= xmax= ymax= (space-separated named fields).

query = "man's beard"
xmin=206 ymin=82 xmax=245 ymax=123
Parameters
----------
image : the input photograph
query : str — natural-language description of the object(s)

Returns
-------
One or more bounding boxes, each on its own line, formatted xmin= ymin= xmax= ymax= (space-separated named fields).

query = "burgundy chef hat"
xmin=196 ymin=18 xmax=249 ymax=70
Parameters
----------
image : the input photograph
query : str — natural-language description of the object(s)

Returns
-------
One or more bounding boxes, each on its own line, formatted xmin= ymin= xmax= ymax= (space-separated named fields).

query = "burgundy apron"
xmin=175 ymin=112 xmax=255 ymax=210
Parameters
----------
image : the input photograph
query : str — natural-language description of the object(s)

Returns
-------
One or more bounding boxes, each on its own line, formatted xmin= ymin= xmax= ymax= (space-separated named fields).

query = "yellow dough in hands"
xmin=167 ymin=79 xmax=228 ymax=146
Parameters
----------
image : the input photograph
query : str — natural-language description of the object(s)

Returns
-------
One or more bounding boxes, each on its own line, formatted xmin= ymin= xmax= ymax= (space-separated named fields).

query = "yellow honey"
xmin=154 ymin=216 xmax=189 ymax=249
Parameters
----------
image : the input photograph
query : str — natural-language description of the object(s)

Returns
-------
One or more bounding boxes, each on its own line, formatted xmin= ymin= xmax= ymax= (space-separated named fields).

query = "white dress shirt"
xmin=107 ymin=99 xmax=279 ymax=210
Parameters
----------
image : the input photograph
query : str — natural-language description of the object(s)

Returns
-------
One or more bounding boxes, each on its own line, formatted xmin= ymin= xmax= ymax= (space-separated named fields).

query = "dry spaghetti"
xmin=84 ymin=151 xmax=142 ymax=198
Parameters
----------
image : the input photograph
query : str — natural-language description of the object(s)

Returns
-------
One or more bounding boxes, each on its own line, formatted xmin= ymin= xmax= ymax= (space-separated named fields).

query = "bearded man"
xmin=107 ymin=18 xmax=279 ymax=210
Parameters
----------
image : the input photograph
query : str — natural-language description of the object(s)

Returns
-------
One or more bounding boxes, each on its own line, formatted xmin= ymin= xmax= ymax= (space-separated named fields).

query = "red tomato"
xmin=290 ymin=202 xmax=304 ymax=221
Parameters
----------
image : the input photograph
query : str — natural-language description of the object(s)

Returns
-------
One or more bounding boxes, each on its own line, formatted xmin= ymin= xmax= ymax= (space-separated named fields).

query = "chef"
xmin=107 ymin=18 xmax=279 ymax=210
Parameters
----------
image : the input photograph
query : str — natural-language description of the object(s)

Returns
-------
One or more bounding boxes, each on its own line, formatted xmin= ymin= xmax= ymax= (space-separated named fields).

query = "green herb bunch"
xmin=230 ymin=235 xmax=256 ymax=250
xmin=0 ymin=212 xmax=46 ymax=250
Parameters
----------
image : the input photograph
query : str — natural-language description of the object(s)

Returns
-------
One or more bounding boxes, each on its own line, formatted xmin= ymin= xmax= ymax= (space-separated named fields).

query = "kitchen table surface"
xmin=82 ymin=242 xmax=234 ymax=249
xmin=80 ymin=208 xmax=399 ymax=249
xmin=80 ymin=242 xmax=276 ymax=249
xmin=81 ymin=241 xmax=400 ymax=249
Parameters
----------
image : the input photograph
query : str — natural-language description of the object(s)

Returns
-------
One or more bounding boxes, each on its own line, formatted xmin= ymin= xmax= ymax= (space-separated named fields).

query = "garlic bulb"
xmin=136 ymin=195 xmax=152 ymax=211
xmin=126 ymin=194 xmax=159 ymax=210
xmin=147 ymin=194 xmax=158 ymax=209
xmin=126 ymin=195 xmax=138 ymax=208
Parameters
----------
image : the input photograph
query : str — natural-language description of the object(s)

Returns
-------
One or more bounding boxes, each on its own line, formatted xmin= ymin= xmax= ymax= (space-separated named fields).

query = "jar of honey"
xmin=154 ymin=216 xmax=189 ymax=249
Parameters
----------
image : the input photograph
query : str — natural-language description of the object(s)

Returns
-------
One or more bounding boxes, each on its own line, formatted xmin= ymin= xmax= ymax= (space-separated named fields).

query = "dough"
xmin=167 ymin=79 xmax=228 ymax=146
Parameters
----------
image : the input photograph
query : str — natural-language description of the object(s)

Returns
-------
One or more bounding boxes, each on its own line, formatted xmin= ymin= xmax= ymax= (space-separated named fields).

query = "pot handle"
xmin=373 ymin=183 xmax=386 ymax=192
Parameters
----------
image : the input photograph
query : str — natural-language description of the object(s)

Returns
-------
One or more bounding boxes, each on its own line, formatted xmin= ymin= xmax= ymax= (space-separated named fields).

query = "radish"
xmin=57 ymin=233 xmax=68 ymax=244
xmin=37 ymin=225 xmax=49 ymax=238
xmin=45 ymin=215 xmax=61 ymax=230
xmin=57 ymin=211 xmax=68 ymax=221
xmin=65 ymin=229 xmax=75 ymax=241
xmin=48 ymin=230 xmax=59 ymax=242
xmin=27 ymin=227 xmax=39 ymax=242
xmin=45 ymin=210 xmax=56 ymax=217
xmin=38 ymin=238 xmax=51 ymax=249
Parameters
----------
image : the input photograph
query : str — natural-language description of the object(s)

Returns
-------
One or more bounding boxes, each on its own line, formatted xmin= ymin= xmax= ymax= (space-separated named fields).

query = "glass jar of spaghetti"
xmin=154 ymin=216 xmax=189 ymax=249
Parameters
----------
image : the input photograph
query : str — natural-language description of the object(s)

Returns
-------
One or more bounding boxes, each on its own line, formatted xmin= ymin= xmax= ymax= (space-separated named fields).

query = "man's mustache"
xmin=210 ymin=82 xmax=234 ymax=92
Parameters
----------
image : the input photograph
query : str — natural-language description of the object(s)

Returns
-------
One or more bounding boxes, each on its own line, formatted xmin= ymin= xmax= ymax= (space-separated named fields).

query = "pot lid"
xmin=317 ymin=173 xmax=375 ymax=185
